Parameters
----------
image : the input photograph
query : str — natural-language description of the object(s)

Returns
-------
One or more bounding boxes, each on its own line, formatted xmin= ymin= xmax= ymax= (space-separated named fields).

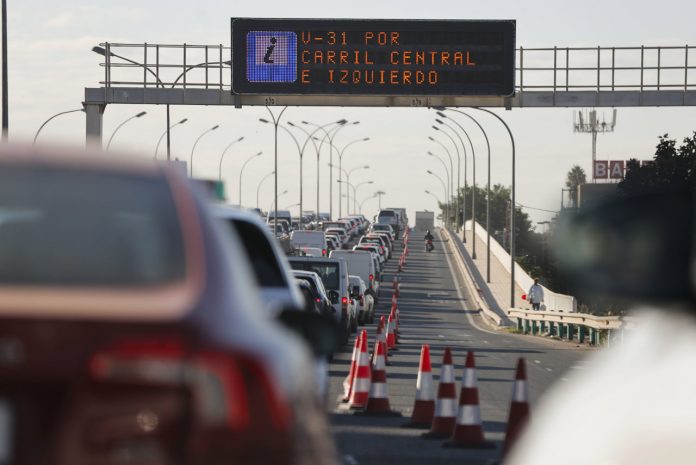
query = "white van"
xmin=290 ymin=230 xmax=327 ymax=256
xmin=329 ymin=250 xmax=380 ymax=301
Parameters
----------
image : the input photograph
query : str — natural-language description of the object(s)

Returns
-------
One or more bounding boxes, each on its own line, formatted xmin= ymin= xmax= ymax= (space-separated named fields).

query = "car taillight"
xmin=342 ymin=297 xmax=348 ymax=305
xmin=88 ymin=337 xmax=291 ymax=432
xmin=369 ymin=274 xmax=374 ymax=282
xmin=322 ymin=248 xmax=327 ymax=256
xmin=315 ymin=298 xmax=322 ymax=303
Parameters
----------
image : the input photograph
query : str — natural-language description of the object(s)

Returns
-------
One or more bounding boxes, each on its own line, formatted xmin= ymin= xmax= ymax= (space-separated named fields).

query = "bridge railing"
xmin=464 ymin=220 xmax=577 ymax=312
xmin=517 ymin=45 xmax=695 ymax=92
xmin=508 ymin=308 xmax=637 ymax=347
xmin=94 ymin=43 xmax=695 ymax=94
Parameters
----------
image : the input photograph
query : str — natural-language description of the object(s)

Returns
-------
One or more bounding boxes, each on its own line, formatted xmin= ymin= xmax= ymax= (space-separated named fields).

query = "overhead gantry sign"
xmin=230 ymin=18 xmax=516 ymax=97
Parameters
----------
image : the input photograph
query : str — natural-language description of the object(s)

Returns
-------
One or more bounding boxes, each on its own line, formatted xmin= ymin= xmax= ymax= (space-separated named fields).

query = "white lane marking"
xmin=546 ymin=368 xmax=553 ymax=372
xmin=482 ymin=340 xmax=489 ymax=344
xmin=440 ymin=231 xmax=498 ymax=336
xmin=344 ymin=454 xmax=359 ymax=465
xmin=561 ymin=377 xmax=569 ymax=382
xmin=438 ymin=334 xmax=445 ymax=338
xmin=534 ymin=360 xmax=542 ymax=364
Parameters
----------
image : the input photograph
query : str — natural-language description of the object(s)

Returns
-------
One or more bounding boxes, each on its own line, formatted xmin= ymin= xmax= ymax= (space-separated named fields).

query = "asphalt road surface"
xmin=327 ymin=229 xmax=591 ymax=465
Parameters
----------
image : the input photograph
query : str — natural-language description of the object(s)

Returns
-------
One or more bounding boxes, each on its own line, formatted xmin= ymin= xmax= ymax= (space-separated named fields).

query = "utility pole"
xmin=573 ymin=109 xmax=617 ymax=177
xmin=2 ymin=0 xmax=8 ymax=140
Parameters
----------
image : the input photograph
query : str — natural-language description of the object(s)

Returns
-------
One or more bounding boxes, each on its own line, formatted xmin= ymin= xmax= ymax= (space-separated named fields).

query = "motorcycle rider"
xmin=424 ymin=229 xmax=434 ymax=251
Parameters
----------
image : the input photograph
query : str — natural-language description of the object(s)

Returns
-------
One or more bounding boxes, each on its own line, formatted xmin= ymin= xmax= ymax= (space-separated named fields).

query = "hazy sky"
xmin=4 ymin=0 xmax=696 ymax=225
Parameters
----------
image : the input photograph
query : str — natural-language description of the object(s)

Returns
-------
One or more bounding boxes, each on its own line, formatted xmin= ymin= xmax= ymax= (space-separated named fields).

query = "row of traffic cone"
xmin=403 ymin=345 xmax=529 ymax=455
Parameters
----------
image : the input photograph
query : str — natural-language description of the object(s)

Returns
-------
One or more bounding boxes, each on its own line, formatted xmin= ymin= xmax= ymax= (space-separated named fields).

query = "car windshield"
xmin=290 ymin=261 xmax=340 ymax=290
xmin=0 ymin=166 xmax=186 ymax=286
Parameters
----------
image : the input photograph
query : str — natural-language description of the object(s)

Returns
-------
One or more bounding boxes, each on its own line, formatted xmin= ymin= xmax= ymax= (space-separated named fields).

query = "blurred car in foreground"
xmin=0 ymin=147 xmax=337 ymax=465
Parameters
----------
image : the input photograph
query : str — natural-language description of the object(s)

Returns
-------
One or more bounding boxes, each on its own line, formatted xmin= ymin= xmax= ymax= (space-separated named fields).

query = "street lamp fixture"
xmin=154 ymin=118 xmax=187 ymax=159
xmin=239 ymin=151 xmax=263 ymax=206
xmin=190 ymin=124 xmax=220 ymax=177
xmin=218 ymin=136 xmax=245 ymax=181
xmin=106 ymin=111 xmax=147 ymax=150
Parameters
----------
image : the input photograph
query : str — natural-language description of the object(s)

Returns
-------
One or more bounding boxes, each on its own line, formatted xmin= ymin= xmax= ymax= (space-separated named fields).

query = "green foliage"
xmin=565 ymin=165 xmax=587 ymax=207
xmin=619 ymin=132 xmax=696 ymax=195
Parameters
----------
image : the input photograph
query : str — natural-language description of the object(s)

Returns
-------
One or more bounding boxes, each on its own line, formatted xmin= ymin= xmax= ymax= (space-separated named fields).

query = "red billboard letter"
xmin=609 ymin=160 xmax=625 ymax=179
xmin=594 ymin=160 xmax=608 ymax=179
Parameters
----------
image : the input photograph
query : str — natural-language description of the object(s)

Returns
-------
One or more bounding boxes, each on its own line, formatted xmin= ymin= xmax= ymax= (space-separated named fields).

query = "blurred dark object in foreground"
xmin=553 ymin=189 xmax=695 ymax=305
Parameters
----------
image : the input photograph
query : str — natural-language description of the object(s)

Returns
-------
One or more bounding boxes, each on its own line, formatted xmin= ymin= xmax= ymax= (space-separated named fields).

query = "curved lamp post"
xmin=33 ymin=108 xmax=85 ymax=144
xmin=337 ymin=137 xmax=370 ymax=217
xmin=269 ymin=189 xmax=289 ymax=213
xmin=358 ymin=193 xmax=377 ymax=214
xmin=428 ymin=134 xmax=455 ymax=221
xmin=218 ymin=136 xmax=245 ymax=181
xmin=303 ymin=119 xmax=356 ymax=218
xmin=436 ymin=108 xmax=490 ymax=281
xmin=427 ymin=169 xmax=448 ymax=227
xmin=353 ymin=180 xmax=374 ymax=214
xmin=256 ymin=170 xmax=275 ymax=209
xmin=432 ymin=124 xmax=461 ymax=233
xmin=154 ymin=118 xmax=188 ymax=160
xmin=239 ymin=151 xmax=263 ymax=206
xmin=190 ymin=124 xmax=219 ymax=177
xmin=424 ymin=189 xmax=443 ymax=225
xmin=106 ymin=111 xmax=147 ymax=150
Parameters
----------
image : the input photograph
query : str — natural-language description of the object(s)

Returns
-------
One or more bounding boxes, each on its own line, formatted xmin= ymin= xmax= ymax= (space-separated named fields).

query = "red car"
xmin=0 ymin=146 xmax=337 ymax=465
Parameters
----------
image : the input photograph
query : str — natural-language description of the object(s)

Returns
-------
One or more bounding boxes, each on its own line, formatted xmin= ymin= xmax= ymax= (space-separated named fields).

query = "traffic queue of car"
xmin=0 ymin=147 xmax=410 ymax=465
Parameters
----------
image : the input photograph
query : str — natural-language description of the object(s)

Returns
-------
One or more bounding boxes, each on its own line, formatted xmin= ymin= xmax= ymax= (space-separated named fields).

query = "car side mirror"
xmin=278 ymin=310 xmax=341 ymax=357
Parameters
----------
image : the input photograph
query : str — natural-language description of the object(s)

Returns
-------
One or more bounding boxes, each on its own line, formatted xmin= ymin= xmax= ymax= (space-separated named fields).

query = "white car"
xmin=298 ymin=246 xmax=324 ymax=257
xmin=325 ymin=227 xmax=348 ymax=245
xmin=353 ymin=244 xmax=385 ymax=264
xmin=349 ymin=275 xmax=375 ymax=325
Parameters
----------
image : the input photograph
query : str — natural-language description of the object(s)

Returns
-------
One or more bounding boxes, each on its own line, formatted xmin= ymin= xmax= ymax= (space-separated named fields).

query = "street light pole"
xmin=337 ymin=137 xmax=370 ymax=217
xmin=190 ymin=124 xmax=219 ymax=177
xmin=264 ymin=106 xmax=289 ymax=235
xmin=359 ymin=193 xmax=377 ymax=214
xmin=33 ymin=109 xmax=85 ymax=144
xmin=433 ymin=124 xmax=460 ymax=233
xmin=437 ymin=108 xmax=491 ymax=283
xmin=375 ymin=190 xmax=386 ymax=211
xmin=218 ymin=136 xmax=245 ymax=181
xmin=287 ymin=121 xmax=323 ymax=217
xmin=428 ymin=135 xmax=454 ymax=226
xmin=345 ymin=164 xmax=369 ymax=216
xmin=473 ymin=107 xmax=516 ymax=308
xmin=427 ymin=170 xmax=448 ymax=227
xmin=269 ymin=189 xmax=289 ymax=213
xmin=106 ymin=111 xmax=147 ymax=150
xmin=353 ymin=180 xmax=374 ymax=214
xmin=154 ymin=118 xmax=188 ymax=160
xmin=435 ymin=118 xmax=470 ymax=234
xmin=257 ymin=170 xmax=275 ymax=209
xmin=239 ymin=151 xmax=263 ymax=206
xmin=426 ymin=152 xmax=450 ymax=226
xmin=424 ymin=189 xmax=443 ymax=225
xmin=299 ymin=119 xmax=348 ymax=218
xmin=2 ymin=0 xmax=8 ymax=141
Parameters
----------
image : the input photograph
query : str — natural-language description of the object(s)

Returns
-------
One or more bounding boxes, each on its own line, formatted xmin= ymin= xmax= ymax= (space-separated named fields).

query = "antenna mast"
xmin=573 ymin=108 xmax=617 ymax=170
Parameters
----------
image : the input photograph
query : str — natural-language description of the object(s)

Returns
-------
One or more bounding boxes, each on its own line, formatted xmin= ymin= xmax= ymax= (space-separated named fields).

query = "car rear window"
xmin=378 ymin=210 xmax=395 ymax=217
xmin=0 ymin=165 xmax=186 ymax=287
xmin=228 ymin=219 xmax=287 ymax=288
xmin=289 ymin=261 xmax=340 ymax=290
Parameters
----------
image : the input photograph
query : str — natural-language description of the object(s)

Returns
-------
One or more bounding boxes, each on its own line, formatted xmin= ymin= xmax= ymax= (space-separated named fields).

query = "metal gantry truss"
xmin=84 ymin=43 xmax=696 ymax=141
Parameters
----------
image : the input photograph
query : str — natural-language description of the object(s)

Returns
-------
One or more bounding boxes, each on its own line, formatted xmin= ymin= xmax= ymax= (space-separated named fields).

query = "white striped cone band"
xmin=462 ymin=368 xmax=478 ymax=388
xmin=358 ymin=350 xmax=371 ymax=366
xmin=369 ymin=381 xmax=388 ymax=399
xmin=353 ymin=377 xmax=370 ymax=394
xmin=456 ymin=404 xmax=482 ymax=426
xmin=373 ymin=353 xmax=386 ymax=371
xmin=415 ymin=371 xmax=434 ymax=401
xmin=512 ymin=380 xmax=528 ymax=403
xmin=440 ymin=364 xmax=455 ymax=383
xmin=435 ymin=397 xmax=458 ymax=417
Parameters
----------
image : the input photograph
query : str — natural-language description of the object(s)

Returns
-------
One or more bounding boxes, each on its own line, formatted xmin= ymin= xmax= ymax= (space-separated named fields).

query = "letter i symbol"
xmin=264 ymin=37 xmax=276 ymax=64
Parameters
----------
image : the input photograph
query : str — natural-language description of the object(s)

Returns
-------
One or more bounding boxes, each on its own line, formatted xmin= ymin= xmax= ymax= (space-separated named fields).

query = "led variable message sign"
xmin=231 ymin=19 xmax=516 ymax=97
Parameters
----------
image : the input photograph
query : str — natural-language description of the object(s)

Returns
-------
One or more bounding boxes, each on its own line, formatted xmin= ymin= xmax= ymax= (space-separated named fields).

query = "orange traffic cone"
xmin=403 ymin=344 xmax=435 ymax=428
xmin=502 ymin=358 xmax=530 ymax=458
xmin=348 ymin=330 xmax=371 ymax=409
xmin=359 ymin=340 xmax=400 ymax=416
xmin=443 ymin=351 xmax=494 ymax=449
xmin=386 ymin=312 xmax=396 ymax=350
xmin=392 ymin=276 xmax=399 ymax=290
xmin=342 ymin=335 xmax=361 ymax=402
xmin=422 ymin=347 xmax=457 ymax=439
xmin=391 ymin=293 xmax=398 ymax=307
xmin=377 ymin=315 xmax=390 ymax=365
xmin=395 ymin=306 xmax=401 ymax=341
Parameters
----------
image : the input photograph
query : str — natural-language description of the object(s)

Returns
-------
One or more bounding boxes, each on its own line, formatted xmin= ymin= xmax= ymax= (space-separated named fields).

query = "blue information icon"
xmin=246 ymin=31 xmax=297 ymax=83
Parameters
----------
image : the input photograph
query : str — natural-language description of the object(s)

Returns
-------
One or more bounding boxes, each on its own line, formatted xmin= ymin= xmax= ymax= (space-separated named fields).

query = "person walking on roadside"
xmin=528 ymin=278 xmax=544 ymax=310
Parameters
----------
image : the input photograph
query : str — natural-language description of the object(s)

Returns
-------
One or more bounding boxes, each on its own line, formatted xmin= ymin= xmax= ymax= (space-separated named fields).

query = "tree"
xmin=619 ymin=132 xmax=696 ymax=195
xmin=565 ymin=165 xmax=587 ymax=207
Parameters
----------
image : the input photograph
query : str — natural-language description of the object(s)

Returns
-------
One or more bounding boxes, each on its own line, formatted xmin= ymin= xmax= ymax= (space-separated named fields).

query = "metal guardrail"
xmin=95 ymin=43 xmax=695 ymax=93
xmin=508 ymin=308 xmax=635 ymax=346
